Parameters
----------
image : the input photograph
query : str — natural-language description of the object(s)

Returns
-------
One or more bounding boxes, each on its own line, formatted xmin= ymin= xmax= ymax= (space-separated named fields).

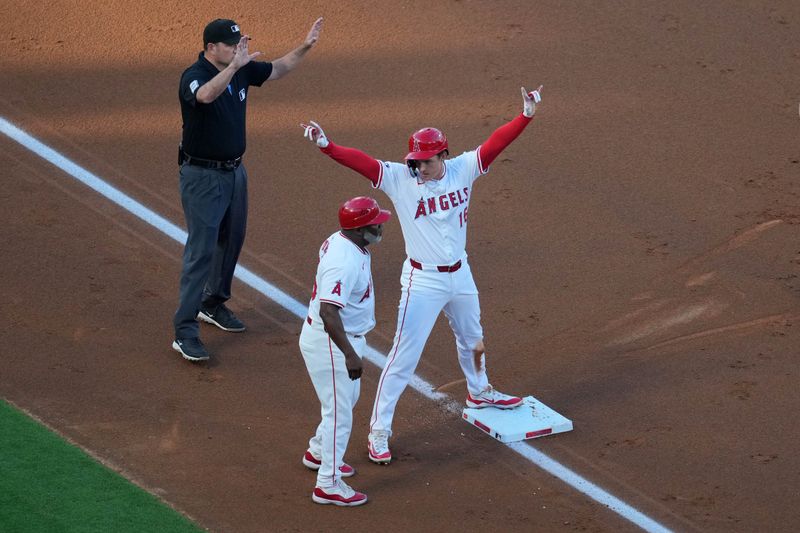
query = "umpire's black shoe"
xmin=172 ymin=337 xmax=210 ymax=362
xmin=197 ymin=304 xmax=246 ymax=332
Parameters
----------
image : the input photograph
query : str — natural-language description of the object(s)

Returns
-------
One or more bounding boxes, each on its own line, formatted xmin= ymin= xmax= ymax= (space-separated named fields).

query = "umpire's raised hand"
xmin=230 ymin=35 xmax=262 ymax=70
xmin=304 ymin=17 xmax=324 ymax=48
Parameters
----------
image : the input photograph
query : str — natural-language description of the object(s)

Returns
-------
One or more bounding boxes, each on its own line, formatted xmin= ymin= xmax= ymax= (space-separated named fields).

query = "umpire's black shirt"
xmin=179 ymin=52 xmax=273 ymax=161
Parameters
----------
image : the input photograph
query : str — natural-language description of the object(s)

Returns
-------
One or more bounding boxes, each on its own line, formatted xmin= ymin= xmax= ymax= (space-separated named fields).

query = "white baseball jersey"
xmin=374 ymin=150 xmax=487 ymax=265
xmin=301 ymin=231 xmax=374 ymax=488
xmin=306 ymin=231 xmax=375 ymax=336
xmin=367 ymin=149 xmax=493 ymax=437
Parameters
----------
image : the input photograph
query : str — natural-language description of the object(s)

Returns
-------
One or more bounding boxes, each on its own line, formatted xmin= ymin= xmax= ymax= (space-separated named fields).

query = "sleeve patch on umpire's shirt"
xmin=189 ymin=80 xmax=200 ymax=94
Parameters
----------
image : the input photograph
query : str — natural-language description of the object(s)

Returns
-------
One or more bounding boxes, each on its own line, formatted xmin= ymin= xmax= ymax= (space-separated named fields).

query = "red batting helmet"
xmin=404 ymin=127 xmax=448 ymax=161
xmin=339 ymin=196 xmax=392 ymax=230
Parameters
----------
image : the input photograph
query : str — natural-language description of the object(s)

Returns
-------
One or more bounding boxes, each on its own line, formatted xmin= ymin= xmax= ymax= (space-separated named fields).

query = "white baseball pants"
xmin=300 ymin=320 xmax=364 ymax=488
xmin=369 ymin=258 xmax=490 ymax=435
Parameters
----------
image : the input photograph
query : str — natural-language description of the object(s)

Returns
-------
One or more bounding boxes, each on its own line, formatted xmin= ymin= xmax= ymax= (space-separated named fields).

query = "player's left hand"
xmin=305 ymin=17 xmax=324 ymax=47
xmin=301 ymin=120 xmax=329 ymax=148
xmin=522 ymin=85 xmax=543 ymax=117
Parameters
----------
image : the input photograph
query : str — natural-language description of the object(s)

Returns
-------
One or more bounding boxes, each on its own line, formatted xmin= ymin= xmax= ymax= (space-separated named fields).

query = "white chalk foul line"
xmin=0 ymin=116 xmax=672 ymax=533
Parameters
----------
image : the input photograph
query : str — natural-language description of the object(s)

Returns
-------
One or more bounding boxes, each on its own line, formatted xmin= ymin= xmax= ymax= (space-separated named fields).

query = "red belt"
xmin=409 ymin=258 xmax=462 ymax=273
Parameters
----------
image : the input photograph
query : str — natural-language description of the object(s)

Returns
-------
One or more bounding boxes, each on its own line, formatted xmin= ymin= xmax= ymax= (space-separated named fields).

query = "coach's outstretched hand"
xmin=522 ymin=85 xmax=543 ymax=117
xmin=301 ymin=120 xmax=329 ymax=148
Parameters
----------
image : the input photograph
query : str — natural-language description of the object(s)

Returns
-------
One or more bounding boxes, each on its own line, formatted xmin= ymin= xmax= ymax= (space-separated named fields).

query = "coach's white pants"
xmin=300 ymin=320 xmax=364 ymax=488
xmin=369 ymin=258 xmax=490 ymax=435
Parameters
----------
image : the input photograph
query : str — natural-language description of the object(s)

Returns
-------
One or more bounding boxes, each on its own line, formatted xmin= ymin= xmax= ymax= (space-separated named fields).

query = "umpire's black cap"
xmin=203 ymin=19 xmax=241 ymax=46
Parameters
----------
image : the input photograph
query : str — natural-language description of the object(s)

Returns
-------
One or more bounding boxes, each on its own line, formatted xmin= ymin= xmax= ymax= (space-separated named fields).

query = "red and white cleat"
xmin=312 ymin=480 xmax=368 ymax=507
xmin=367 ymin=430 xmax=391 ymax=464
xmin=466 ymin=385 xmax=523 ymax=409
xmin=302 ymin=449 xmax=355 ymax=477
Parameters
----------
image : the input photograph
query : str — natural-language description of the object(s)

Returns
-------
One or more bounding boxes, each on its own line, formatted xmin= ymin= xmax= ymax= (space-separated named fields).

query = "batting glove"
xmin=302 ymin=120 xmax=329 ymax=148
xmin=521 ymin=85 xmax=543 ymax=118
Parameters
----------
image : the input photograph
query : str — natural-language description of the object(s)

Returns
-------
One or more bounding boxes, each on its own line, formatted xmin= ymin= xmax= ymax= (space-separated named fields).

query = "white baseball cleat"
xmin=465 ymin=385 xmax=523 ymax=409
xmin=312 ymin=480 xmax=368 ymax=507
xmin=302 ymin=449 xmax=355 ymax=477
xmin=367 ymin=430 xmax=391 ymax=464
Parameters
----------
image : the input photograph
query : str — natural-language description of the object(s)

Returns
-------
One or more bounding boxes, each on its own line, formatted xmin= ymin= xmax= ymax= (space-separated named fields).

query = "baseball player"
xmin=302 ymin=86 xmax=543 ymax=464
xmin=300 ymin=196 xmax=391 ymax=506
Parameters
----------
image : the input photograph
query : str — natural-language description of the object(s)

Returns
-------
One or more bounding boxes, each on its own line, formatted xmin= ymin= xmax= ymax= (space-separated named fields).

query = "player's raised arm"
xmin=301 ymin=121 xmax=383 ymax=186
xmin=477 ymin=85 xmax=543 ymax=173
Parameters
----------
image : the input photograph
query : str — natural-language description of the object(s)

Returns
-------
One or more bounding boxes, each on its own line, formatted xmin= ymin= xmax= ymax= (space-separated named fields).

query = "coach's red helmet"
xmin=404 ymin=127 xmax=448 ymax=161
xmin=339 ymin=196 xmax=392 ymax=230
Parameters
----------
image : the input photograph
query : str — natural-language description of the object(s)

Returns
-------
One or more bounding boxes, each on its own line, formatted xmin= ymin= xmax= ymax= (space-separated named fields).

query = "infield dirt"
xmin=1 ymin=1 xmax=799 ymax=532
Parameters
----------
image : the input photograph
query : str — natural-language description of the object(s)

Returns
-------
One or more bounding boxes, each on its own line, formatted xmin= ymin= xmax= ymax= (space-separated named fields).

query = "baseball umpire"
xmin=172 ymin=17 xmax=323 ymax=362
xmin=302 ymin=86 xmax=542 ymax=463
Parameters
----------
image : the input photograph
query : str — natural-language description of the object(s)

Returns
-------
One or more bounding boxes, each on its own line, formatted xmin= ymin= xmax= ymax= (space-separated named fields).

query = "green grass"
xmin=0 ymin=400 xmax=203 ymax=533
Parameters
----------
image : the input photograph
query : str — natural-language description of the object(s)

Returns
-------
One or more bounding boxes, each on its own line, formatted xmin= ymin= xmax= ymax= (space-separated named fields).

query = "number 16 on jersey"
xmin=459 ymin=207 xmax=469 ymax=227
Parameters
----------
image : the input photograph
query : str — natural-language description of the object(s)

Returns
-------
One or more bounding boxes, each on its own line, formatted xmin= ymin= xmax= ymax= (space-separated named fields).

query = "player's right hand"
xmin=344 ymin=354 xmax=363 ymax=380
xmin=301 ymin=120 xmax=329 ymax=148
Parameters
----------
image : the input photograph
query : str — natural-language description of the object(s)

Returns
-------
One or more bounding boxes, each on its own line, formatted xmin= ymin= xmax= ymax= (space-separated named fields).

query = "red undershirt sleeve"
xmin=477 ymin=113 xmax=533 ymax=172
xmin=320 ymin=142 xmax=382 ymax=186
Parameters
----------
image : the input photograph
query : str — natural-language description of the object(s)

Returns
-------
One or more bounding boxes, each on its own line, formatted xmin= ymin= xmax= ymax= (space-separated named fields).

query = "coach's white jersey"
xmin=374 ymin=150 xmax=486 ymax=265
xmin=306 ymin=231 xmax=375 ymax=336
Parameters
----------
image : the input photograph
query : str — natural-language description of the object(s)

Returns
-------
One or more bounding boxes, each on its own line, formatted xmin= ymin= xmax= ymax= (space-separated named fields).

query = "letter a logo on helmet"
xmin=405 ymin=128 xmax=448 ymax=161
xmin=339 ymin=196 xmax=392 ymax=230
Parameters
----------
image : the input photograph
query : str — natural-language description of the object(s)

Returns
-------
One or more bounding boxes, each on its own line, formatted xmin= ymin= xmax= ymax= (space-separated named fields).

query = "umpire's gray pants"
xmin=173 ymin=162 xmax=248 ymax=339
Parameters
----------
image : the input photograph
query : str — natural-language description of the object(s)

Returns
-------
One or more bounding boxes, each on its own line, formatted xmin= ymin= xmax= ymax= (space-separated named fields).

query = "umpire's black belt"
xmin=184 ymin=154 xmax=242 ymax=170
